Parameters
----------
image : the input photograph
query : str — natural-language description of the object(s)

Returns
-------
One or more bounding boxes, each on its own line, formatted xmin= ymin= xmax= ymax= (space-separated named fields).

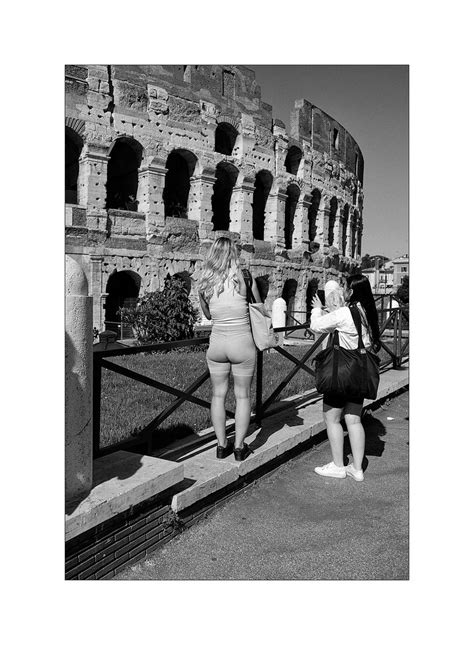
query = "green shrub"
xmin=119 ymin=274 xmax=200 ymax=345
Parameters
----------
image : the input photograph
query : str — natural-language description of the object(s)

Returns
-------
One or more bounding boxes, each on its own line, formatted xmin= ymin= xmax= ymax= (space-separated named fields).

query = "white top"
xmin=310 ymin=304 xmax=371 ymax=350
xmin=209 ymin=279 xmax=249 ymax=328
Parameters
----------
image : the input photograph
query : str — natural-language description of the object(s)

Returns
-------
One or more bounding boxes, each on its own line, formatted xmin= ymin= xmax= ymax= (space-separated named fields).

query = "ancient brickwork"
xmin=65 ymin=65 xmax=364 ymax=331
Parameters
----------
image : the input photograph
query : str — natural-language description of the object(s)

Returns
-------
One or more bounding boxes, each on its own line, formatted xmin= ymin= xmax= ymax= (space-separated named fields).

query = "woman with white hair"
xmin=199 ymin=237 xmax=261 ymax=462
xmin=310 ymin=275 xmax=381 ymax=481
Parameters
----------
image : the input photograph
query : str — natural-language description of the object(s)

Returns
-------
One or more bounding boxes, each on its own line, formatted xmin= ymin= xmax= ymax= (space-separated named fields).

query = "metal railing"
xmin=93 ymin=304 xmax=408 ymax=459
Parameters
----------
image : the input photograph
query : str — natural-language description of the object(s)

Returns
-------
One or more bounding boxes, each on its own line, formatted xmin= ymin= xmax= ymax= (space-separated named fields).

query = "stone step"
xmin=65 ymin=451 xmax=184 ymax=541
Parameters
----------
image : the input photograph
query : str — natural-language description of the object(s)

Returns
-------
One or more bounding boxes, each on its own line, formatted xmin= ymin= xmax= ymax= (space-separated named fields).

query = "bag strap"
xmin=349 ymin=305 xmax=365 ymax=351
xmin=242 ymin=269 xmax=256 ymax=304
xmin=349 ymin=304 xmax=368 ymax=393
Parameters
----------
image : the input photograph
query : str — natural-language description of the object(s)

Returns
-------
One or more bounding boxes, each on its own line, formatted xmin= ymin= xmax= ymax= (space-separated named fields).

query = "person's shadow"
xmin=343 ymin=413 xmax=387 ymax=471
xmin=248 ymin=403 xmax=304 ymax=452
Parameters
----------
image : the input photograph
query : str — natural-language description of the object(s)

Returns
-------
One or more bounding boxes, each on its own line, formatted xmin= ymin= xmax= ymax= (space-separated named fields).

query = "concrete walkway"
xmin=114 ymin=390 xmax=409 ymax=580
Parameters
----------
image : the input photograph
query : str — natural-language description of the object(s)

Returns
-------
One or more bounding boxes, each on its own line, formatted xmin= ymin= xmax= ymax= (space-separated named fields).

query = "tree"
xmin=396 ymin=275 xmax=409 ymax=304
xmin=360 ymin=253 xmax=372 ymax=269
xmin=120 ymin=274 xmax=200 ymax=345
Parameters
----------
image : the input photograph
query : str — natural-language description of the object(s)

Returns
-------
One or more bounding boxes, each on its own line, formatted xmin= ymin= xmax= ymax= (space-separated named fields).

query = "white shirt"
xmin=310 ymin=304 xmax=371 ymax=350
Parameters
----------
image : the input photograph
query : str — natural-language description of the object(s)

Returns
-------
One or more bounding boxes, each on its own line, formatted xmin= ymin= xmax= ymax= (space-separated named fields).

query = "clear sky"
xmin=252 ymin=65 xmax=408 ymax=260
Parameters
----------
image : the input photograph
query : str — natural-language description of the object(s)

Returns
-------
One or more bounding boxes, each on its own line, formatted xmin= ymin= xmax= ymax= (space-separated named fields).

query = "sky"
xmin=252 ymin=65 xmax=408 ymax=260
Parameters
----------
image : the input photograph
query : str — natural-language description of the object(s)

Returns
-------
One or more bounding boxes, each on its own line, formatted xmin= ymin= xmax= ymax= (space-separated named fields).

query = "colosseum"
xmin=65 ymin=65 xmax=364 ymax=334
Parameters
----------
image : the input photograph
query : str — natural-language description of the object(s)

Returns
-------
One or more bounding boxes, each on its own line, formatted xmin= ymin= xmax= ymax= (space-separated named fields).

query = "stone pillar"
xmin=265 ymin=189 xmax=287 ymax=248
xmin=320 ymin=201 xmax=331 ymax=247
xmin=272 ymin=297 xmax=287 ymax=346
xmin=332 ymin=201 xmax=342 ymax=251
xmin=138 ymin=158 xmax=167 ymax=243
xmin=293 ymin=193 xmax=312 ymax=250
xmin=190 ymin=171 xmax=216 ymax=241
xmin=78 ymin=142 xmax=110 ymax=232
xmin=230 ymin=182 xmax=254 ymax=243
xmin=66 ymin=255 xmax=93 ymax=502
xmin=89 ymin=255 xmax=104 ymax=331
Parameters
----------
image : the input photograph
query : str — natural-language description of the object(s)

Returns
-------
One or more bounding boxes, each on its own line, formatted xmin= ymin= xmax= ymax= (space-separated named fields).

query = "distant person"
xmin=198 ymin=237 xmax=261 ymax=462
xmin=310 ymin=274 xmax=381 ymax=481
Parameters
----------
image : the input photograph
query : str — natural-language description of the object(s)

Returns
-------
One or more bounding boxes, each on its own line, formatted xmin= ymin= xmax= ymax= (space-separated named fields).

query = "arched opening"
xmin=255 ymin=275 xmax=270 ymax=302
xmin=284 ymin=184 xmax=300 ymax=249
xmin=163 ymin=149 xmax=197 ymax=218
xmin=308 ymin=189 xmax=321 ymax=246
xmin=215 ymin=122 xmax=238 ymax=155
xmin=357 ymin=216 xmax=362 ymax=256
xmin=306 ymin=278 xmax=319 ymax=322
xmin=104 ymin=270 xmax=141 ymax=338
xmin=328 ymin=197 xmax=338 ymax=246
xmin=282 ymin=278 xmax=298 ymax=326
xmin=211 ymin=162 xmax=239 ymax=231
xmin=65 ymin=127 xmax=83 ymax=204
xmin=284 ymin=146 xmax=302 ymax=175
xmin=252 ymin=170 xmax=273 ymax=240
xmin=106 ymin=138 xmax=143 ymax=211
xmin=351 ymin=210 xmax=358 ymax=257
xmin=341 ymin=203 xmax=349 ymax=256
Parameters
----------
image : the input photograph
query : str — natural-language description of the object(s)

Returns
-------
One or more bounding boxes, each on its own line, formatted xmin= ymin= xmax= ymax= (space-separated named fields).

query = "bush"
xmin=119 ymin=274 xmax=200 ymax=345
xmin=396 ymin=275 xmax=409 ymax=304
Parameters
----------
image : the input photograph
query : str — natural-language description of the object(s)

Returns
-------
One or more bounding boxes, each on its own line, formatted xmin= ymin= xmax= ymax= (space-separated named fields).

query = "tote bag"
xmin=243 ymin=272 xmax=279 ymax=351
xmin=313 ymin=305 xmax=380 ymax=400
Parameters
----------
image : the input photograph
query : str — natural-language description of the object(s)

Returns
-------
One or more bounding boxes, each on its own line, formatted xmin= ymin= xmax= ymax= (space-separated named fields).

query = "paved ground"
xmin=114 ymin=390 xmax=409 ymax=580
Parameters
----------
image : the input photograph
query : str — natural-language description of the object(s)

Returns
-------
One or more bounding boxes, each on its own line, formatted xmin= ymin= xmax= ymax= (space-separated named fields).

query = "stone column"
xmin=230 ymin=181 xmax=254 ymax=243
xmin=89 ymin=255 xmax=104 ymax=331
xmin=66 ymin=255 xmax=93 ymax=502
xmin=137 ymin=158 xmax=167 ymax=243
xmin=78 ymin=142 xmax=110 ymax=233
xmin=332 ymin=200 xmax=342 ymax=251
xmin=320 ymin=199 xmax=331 ymax=247
xmin=293 ymin=193 xmax=312 ymax=250
xmin=189 ymin=170 xmax=216 ymax=241
xmin=265 ymin=189 xmax=287 ymax=248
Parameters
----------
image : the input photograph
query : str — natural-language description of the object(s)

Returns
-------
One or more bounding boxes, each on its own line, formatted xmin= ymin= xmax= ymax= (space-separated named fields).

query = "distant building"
xmin=392 ymin=254 xmax=409 ymax=289
xmin=362 ymin=253 xmax=408 ymax=294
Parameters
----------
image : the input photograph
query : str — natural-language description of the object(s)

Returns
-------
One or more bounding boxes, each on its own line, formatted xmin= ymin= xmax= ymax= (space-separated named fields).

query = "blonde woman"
xmin=199 ymin=237 xmax=261 ymax=461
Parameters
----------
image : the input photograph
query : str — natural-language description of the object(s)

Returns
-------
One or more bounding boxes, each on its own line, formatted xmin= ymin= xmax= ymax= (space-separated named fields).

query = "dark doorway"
xmin=252 ymin=170 xmax=273 ymax=240
xmin=308 ymin=189 xmax=321 ymax=247
xmin=328 ymin=196 xmax=338 ymax=246
xmin=282 ymin=278 xmax=298 ymax=325
xmin=106 ymin=138 xmax=142 ymax=211
xmin=215 ymin=123 xmax=238 ymax=155
xmin=163 ymin=149 xmax=197 ymax=218
xmin=105 ymin=271 xmax=141 ymax=338
xmin=351 ymin=210 xmax=358 ymax=256
xmin=285 ymin=184 xmax=300 ymax=249
xmin=211 ymin=162 xmax=238 ymax=231
xmin=284 ymin=146 xmax=302 ymax=175
xmin=341 ymin=203 xmax=349 ymax=255
xmin=65 ymin=127 xmax=83 ymax=204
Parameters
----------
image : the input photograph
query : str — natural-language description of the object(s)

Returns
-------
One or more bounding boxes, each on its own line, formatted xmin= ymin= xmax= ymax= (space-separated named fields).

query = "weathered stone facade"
xmin=65 ymin=65 xmax=364 ymax=331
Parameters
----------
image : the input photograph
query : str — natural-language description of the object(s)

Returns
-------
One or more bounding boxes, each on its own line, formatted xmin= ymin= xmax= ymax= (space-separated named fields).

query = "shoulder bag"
xmin=242 ymin=271 xmax=279 ymax=351
xmin=313 ymin=305 xmax=380 ymax=400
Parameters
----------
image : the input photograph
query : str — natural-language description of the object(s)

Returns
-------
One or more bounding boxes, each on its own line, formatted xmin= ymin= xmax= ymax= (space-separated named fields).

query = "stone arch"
xmin=65 ymin=126 xmax=83 ymax=204
xmin=341 ymin=203 xmax=350 ymax=256
xmin=215 ymin=122 xmax=238 ymax=155
xmin=306 ymin=277 xmax=319 ymax=321
xmin=282 ymin=278 xmax=298 ymax=325
xmin=284 ymin=183 xmax=300 ymax=249
xmin=106 ymin=137 xmax=143 ymax=211
xmin=104 ymin=270 xmax=141 ymax=337
xmin=163 ymin=149 xmax=198 ymax=218
xmin=308 ymin=188 xmax=321 ymax=246
xmin=211 ymin=161 xmax=239 ymax=231
xmin=328 ymin=196 xmax=338 ymax=246
xmin=351 ymin=209 xmax=359 ymax=257
xmin=284 ymin=145 xmax=302 ymax=175
xmin=252 ymin=170 xmax=273 ymax=240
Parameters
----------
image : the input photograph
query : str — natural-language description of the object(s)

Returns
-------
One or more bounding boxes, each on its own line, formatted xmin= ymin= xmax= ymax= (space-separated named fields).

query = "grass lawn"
xmin=100 ymin=341 xmax=398 ymax=449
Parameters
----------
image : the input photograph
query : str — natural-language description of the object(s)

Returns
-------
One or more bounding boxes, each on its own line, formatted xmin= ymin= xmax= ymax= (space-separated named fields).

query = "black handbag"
xmin=313 ymin=305 xmax=380 ymax=400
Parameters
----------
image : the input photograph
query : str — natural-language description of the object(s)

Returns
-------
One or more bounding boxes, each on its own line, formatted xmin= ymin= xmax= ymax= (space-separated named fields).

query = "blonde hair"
xmin=199 ymin=237 xmax=240 ymax=301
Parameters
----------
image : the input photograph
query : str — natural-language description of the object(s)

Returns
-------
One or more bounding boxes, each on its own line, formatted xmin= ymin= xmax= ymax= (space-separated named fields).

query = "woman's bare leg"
xmin=344 ymin=404 xmax=365 ymax=470
xmin=210 ymin=372 xmax=229 ymax=446
xmin=323 ymin=403 xmax=345 ymax=467
xmin=233 ymin=373 xmax=253 ymax=449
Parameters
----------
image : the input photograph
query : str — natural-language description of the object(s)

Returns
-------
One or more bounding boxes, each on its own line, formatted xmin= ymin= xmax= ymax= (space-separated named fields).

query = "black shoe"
xmin=216 ymin=440 xmax=233 ymax=459
xmin=233 ymin=443 xmax=253 ymax=462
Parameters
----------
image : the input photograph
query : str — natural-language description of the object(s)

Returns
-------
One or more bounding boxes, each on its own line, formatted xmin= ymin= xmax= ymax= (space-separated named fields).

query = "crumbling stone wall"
xmin=65 ymin=65 xmax=364 ymax=331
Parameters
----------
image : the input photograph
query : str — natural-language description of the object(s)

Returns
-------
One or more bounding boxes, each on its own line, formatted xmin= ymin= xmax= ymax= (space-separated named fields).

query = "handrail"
xmin=93 ymin=303 xmax=408 ymax=458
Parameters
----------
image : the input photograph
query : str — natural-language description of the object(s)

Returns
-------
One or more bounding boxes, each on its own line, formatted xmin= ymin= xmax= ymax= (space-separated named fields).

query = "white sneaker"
xmin=314 ymin=461 xmax=346 ymax=478
xmin=346 ymin=463 xmax=364 ymax=482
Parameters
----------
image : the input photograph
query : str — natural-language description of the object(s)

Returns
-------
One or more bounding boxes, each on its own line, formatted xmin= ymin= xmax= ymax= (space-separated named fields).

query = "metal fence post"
xmin=255 ymin=350 xmax=263 ymax=426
